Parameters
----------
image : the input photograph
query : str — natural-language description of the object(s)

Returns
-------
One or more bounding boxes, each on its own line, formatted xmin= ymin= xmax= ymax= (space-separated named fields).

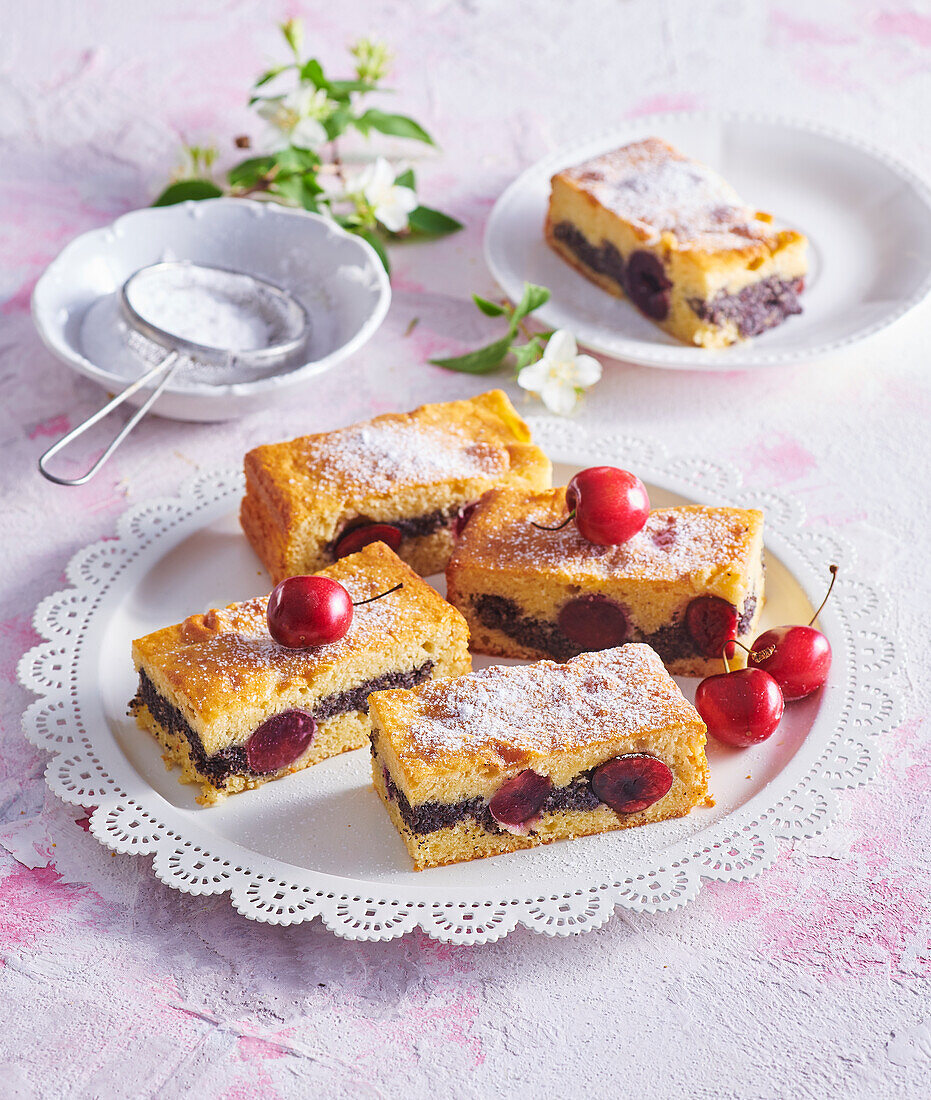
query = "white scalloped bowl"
xmin=31 ymin=199 xmax=392 ymax=422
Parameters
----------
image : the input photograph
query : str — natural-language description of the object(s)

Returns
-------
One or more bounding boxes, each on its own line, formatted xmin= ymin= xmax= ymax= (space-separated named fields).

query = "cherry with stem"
xmin=748 ymin=565 xmax=837 ymax=700
xmin=267 ymin=576 xmax=403 ymax=649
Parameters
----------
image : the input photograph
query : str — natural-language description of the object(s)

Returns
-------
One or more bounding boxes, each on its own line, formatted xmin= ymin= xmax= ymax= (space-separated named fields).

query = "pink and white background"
xmin=2 ymin=1 xmax=930 ymax=1096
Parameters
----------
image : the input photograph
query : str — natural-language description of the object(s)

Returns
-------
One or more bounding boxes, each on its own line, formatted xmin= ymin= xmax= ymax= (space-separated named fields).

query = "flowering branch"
xmin=152 ymin=21 xmax=462 ymax=274
xmin=429 ymin=283 xmax=603 ymax=415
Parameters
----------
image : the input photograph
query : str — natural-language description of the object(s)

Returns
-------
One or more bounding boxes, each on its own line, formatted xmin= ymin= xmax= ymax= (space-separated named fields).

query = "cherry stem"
xmin=809 ymin=564 xmax=838 ymax=626
xmin=352 ymin=582 xmax=403 ymax=607
xmin=732 ymin=637 xmax=777 ymax=663
xmin=720 ymin=643 xmax=732 ymax=676
xmin=531 ymin=510 xmax=577 ymax=532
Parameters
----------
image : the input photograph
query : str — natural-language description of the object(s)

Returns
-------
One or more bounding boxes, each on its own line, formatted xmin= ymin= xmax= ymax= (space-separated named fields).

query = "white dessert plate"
xmin=484 ymin=112 xmax=931 ymax=370
xmin=18 ymin=419 xmax=897 ymax=942
xmin=31 ymin=199 xmax=391 ymax=422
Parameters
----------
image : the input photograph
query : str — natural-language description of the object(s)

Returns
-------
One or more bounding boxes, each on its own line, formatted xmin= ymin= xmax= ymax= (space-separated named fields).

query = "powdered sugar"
xmin=561 ymin=137 xmax=772 ymax=250
xmin=406 ymin=645 xmax=697 ymax=760
xmin=301 ymin=419 xmax=506 ymax=494
xmin=156 ymin=574 xmax=411 ymax=709
xmin=465 ymin=497 xmax=759 ymax=582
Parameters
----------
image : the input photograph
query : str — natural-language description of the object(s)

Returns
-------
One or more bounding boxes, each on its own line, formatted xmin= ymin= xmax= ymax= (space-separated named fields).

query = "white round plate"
xmin=18 ymin=419 xmax=898 ymax=942
xmin=31 ymin=198 xmax=391 ymax=422
xmin=484 ymin=112 xmax=931 ymax=370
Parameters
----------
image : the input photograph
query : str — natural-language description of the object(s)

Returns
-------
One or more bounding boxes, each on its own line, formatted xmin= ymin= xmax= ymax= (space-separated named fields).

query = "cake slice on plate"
xmin=130 ymin=541 xmax=471 ymax=805
xmin=369 ymin=644 xmax=710 ymax=870
xmin=240 ymin=389 xmax=552 ymax=582
xmin=546 ymin=137 xmax=807 ymax=347
xmin=446 ymin=487 xmax=764 ymax=677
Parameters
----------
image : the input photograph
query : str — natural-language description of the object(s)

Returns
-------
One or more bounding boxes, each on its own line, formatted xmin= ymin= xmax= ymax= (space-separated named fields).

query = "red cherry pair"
xmin=534 ymin=466 xmax=650 ymax=546
xmin=267 ymin=575 xmax=402 ymax=649
xmin=695 ymin=566 xmax=837 ymax=748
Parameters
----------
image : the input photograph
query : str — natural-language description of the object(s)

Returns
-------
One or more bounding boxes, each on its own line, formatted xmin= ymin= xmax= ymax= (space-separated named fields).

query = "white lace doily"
xmin=18 ymin=419 xmax=899 ymax=942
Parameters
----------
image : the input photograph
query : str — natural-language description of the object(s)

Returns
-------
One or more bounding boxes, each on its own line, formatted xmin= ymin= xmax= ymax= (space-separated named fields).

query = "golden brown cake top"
xmin=373 ymin=644 xmax=702 ymax=768
xmin=555 ymin=137 xmax=785 ymax=252
xmin=244 ymin=390 xmax=549 ymax=504
xmin=454 ymin=488 xmax=763 ymax=584
xmin=132 ymin=542 xmax=459 ymax=718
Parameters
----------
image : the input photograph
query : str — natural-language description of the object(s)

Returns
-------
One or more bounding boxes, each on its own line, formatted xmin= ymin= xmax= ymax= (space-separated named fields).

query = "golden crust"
xmin=445 ymin=488 xmax=765 ymax=677
xmin=131 ymin=541 xmax=472 ymax=759
xmin=546 ymin=137 xmax=808 ymax=348
xmin=240 ymin=389 xmax=552 ymax=582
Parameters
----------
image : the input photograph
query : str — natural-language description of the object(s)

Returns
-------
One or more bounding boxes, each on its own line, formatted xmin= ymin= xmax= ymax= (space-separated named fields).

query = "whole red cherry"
xmin=747 ymin=566 xmax=837 ymax=700
xmin=695 ymin=667 xmax=785 ymax=748
xmin=562 ymin=466 xmax=650 ymax=546
xmin=267 ymin=575 xmax=353 ymax=648
xmin=748 ymin=625 xmax=831 ymax=700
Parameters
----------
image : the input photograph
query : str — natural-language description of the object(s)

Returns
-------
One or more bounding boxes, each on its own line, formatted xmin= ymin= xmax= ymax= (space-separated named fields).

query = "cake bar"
xmin=240 ymin=390 xmax=552 ymax=583
xmin=130 ymin=541 xmax=471 ymax=804
xmin=369 ymin=644 xmax=710 ymax=869
xmin=447 ymin=487 xmax=764 ymax=677
xmin=545 ymin=137 xmax=807 ymax=347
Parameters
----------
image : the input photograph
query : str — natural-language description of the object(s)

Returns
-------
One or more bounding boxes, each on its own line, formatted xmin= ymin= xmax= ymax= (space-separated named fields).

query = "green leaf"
xmin=472 ymin=294 xmax=507 ymax=317
xmin=511 ymin=282 xmax=551 ymax=325
xmin=394 ymin=168 xmax=416 ymax=189
xmin=152 ymin=179 xmax=224 ymax=206
xmin=272 ymin=172 xmax=323 ymax=209
xmin=429 ymin=334 xmax=512 ymax=375
xmin=510 ymin=336 xmax=546 ymax=372
xmin=356 ymin=228 xmax=391 ymax=274
xmin=407 ymin=205 xmax=463 ymax=236
xmin=327 ymin=78 xmax=378 ymax=99
xmin=227 ymin=155 xmax=277 ymax=188
xmin=254 ymin=64 xmax=291 ymax=89
xmin=323 ymin=104 xmax=352 ymax=141
xmin=300 ymin=58 xmax=327 ymax=87
xmin=354 ymin=109 xmax=435 ymax=145
xmin=275 ymin=145 xmax=320 ymax=173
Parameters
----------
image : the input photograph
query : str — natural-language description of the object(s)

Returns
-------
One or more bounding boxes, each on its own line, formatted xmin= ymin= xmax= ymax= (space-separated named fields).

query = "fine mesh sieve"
xmin=39 ymin=261 xmax=310 ymax=486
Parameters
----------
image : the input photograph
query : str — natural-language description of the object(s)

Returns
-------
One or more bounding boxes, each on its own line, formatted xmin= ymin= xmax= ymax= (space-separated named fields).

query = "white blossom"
xmin=517 ymin=329 xmax=602 ymax=416
xmin=256 ymin=88 xmax=332 ymax=149
xmin=355 ymin=157 xmax=417 ymax=232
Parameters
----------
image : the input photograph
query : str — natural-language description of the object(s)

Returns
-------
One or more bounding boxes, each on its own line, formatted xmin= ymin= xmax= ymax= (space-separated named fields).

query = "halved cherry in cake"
xmin=489 ymin=769 xmax=553 ymax=828
xmin=748 ymin=565 xmax=837 ymax=700
xmin=591 ymin=754 xmax=673 ymax=813
xmin=558 ymin=595 xmax=630 ymax=651
xmin=267 ymin=575 xmax=402 ymax=649
xmin=625 ymin=251 xmax=672 ymax=321
xmin=453 ymin=501 xmax=479 ymax=538
xmin=334 ymin=522 xmax=403 ymax=559
xmin=245 ymin=709 xmax=317 ymax=773
xmin=686 ymin=596 xmax=738 ymax=658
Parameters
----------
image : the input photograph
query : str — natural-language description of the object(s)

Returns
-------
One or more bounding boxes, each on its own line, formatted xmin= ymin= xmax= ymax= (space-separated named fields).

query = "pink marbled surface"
xmin=1 ymin=1 xmax=930 ymax=1096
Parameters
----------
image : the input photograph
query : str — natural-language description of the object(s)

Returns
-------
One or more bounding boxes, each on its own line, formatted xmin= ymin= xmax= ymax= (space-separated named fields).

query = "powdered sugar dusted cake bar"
xmin=369 ymin=644 xmax=710 ymax=870
xmin=447 ymin=488 xmax=764 ymax=677
xmin=241 ymin=390 xmax=552 ymax=583
xmin=130 ymin=542 xmax=471 ymax=804
xmin=546 ymin=137 xmax=807 ymax=348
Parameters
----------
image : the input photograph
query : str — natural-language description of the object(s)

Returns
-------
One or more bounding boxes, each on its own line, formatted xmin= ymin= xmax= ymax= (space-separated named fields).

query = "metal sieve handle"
xmin=38 ymin=352 xmax=180 ymax=486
